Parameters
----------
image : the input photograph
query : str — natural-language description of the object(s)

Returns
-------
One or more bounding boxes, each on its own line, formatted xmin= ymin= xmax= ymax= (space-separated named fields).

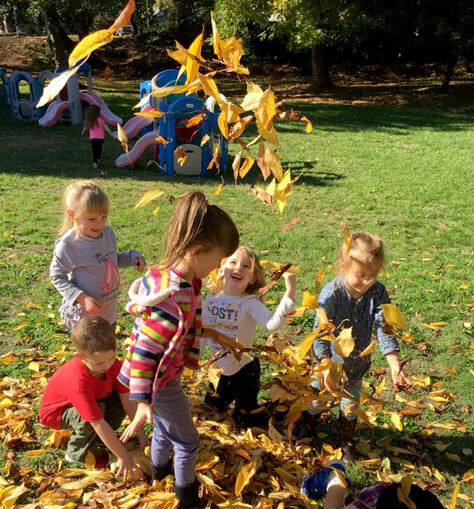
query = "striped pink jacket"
xmin=118 ymin=266 xmax=202 ymax=401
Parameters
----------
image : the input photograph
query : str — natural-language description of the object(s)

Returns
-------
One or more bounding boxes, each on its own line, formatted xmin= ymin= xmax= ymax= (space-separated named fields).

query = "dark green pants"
xmin=61 ymin=391 xmax=125 ymax=462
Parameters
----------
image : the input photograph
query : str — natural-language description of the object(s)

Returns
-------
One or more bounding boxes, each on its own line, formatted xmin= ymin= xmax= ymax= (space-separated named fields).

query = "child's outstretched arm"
xmin=104 ymin=123 xmax=114 ymax=137
xmin=120 ymin=401 xmax=153 ymax=443
xmin=118 ymin=393 xmax=150 ymax=450
xmin=91 ymin=418 xmax=142 ymax=480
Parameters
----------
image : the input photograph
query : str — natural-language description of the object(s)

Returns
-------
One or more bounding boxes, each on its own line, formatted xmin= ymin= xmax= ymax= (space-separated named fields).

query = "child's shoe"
xmin=233 ymin=407 xmax=269 ymax=429
xmin=151 ymin=458 xmax=173 ymax=482
xmin=175 ymin=479 xmax=204 ymax=509
xmin=204 ymin=391 xmax=228 ymax=413
xmin=301 ymin=460 xmax=352 ymax=500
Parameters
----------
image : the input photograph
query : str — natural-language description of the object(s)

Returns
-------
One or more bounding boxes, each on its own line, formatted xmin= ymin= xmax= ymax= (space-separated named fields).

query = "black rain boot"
xmin=151 ymin=458 xmax=173 ymax=482
xmin=233 ymin=406 xmax=270 ymax=429
xmin=175 ymin=479 xmax=202 ymax=509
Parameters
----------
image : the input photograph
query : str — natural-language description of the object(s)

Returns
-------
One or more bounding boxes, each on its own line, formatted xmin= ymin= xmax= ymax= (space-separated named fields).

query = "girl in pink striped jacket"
xmin=119 ymin=191 xmax=239 ymax=508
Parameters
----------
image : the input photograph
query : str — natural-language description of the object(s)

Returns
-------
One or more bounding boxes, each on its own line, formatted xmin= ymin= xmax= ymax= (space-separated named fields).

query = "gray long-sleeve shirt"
xmin=312 ymin=277 xmax=400 ymax=382
xmin=50 ymin=226 xmax=139 ymax=328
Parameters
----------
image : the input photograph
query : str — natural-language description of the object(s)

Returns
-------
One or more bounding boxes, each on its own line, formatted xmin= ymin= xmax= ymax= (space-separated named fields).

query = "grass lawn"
xmin=0 ymin=78 xmax=473 ymax=506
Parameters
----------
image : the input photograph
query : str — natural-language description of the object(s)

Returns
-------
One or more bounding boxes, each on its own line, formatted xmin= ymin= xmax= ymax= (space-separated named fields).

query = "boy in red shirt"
xmin=40 ymin=316 xmax=148 ymax=480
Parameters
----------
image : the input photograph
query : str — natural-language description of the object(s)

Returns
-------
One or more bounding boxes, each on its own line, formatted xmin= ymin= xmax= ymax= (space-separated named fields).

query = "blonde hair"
xmin=71 ymin=316 xmax=116 ymax=355
xmin=59 ymin=181 xmax=109 ymax=236
xmin=340 ymin=232 xmax=385 ymax=269
xmin=209 ymin=246 xmax=266 ymax=296
xmin=160 ymin=191 xmax=239 ymax=268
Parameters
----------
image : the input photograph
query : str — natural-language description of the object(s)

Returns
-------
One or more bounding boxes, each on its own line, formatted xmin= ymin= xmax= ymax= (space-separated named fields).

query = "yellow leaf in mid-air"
xmin=259 ymin=260 xmax=300 ymax=274
xmin=342 ymin=220 xmax=351 ymax=253
xmin=218 ymin=110 xmax=229 ymax=139
xmin=256 ymin=88 xmax=276 ymax=132
xmin=200 ymin=134 xmax=210 ymax=147
xmin=334 ymin=327 xmax=354 ymax=358
xmin=264 ymin=148 xmax=283 ymax=182
xmin=69 ymin=29 xmax=114 ymax=67
xmin=240 ymin=82 xmax=264 ymax=111
xmin=109 ymin=0 xmax=136 ymax=31
xmin=448 ymin=483 xmax=461 ymax=509
xmin=175 ymin=146 xmax=187 ymax=166
xmin=302 ymin=291 xmax=318 ymax=309
xmin=239 ymin=156 xmax=254 ymax=179
xmin=36 ymin=65 xmax=81 ymax=108
xmin=210 ymin=11 xmax=223 ymax=59
xmin=235 ymin=460 xmax=258 ymax=496
xmin=199 ymin=72 xmax=221 ymax=104
xmin=134 ymin=189 xmax=165 ymax=209
xmin=214 ymin=182 xmax=224 ymax=196
xmin=185 ymin=33 xmax=204 ymax=85
xmin=186 ymin=113 xmax=205 ymax=128
xmin=315 ymin=269 xmax=325 ymax=294
xmin=116 ymin=123 xmax=128 ymax=153
xmin=301 ymin=115 xmax=313 ymax=133
xmin=296 ymin=330 xmax=320 ymax=361
xmin=358 ymin=340 xmax=376 ymax=358
xmin=220 ymin=36 xmax=249 ymax=75
xmin=155 ymin=135 xmax=169 ymax=145
xmin=381 ymin=304 xmax=408 ymax=330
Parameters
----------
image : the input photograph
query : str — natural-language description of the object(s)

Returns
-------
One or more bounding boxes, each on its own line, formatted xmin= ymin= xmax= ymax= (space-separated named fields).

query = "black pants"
xmin=90 ymin=138 xmax=104 ymax=164
xmin=205 ymin=357 xmax=260 ymax=414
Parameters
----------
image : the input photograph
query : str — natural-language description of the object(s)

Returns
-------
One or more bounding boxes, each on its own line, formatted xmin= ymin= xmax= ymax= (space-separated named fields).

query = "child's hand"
xmin=133 ymin=256 xmax=146 ymax=273
xmin=77 ymin=293 xmax=102 ymax=314
xmin=283 ymin=272 xmax=296 ymax=299
xmin=386 ymin=352 xmax=412 ymax=392
xmin=120 ymin=402 xmax=152 ymax=443
xmin=114 ymin=453 xmax=142 ymax=481
xmin=391 ymin=365 xmax=412 ymax=392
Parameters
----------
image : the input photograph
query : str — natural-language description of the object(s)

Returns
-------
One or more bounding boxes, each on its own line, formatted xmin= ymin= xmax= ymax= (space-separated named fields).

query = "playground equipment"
xmin=1 ymin=63 xmax=121 ymax=127
xmin=115 ymin=69 xmax=228 ymax=176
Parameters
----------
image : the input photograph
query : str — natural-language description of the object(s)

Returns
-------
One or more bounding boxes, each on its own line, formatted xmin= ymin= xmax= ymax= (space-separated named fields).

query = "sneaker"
xmin=92 ymin=163 xmax=99 ymax=169
xmin=301 ymin=460 xmax=352 ymax=500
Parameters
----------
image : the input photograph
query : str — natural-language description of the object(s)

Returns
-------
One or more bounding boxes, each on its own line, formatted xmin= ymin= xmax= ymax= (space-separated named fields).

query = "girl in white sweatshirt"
xmin=202 ymin=246 xmax=296 ymax=427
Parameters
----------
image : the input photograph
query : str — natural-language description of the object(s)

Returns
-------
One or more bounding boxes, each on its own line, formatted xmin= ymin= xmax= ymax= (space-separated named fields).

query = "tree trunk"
xmin=441 ymin=56 xmax=457 ymax=92
xmin=43 ymin=5 xmax=75 ymax=68
xmin=311 ymin=44 xmax=332 ymax=90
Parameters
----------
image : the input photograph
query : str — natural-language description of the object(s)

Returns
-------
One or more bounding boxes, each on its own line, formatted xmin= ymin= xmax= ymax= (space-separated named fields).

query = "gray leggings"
xmin=151 ymin=380 xmax=199 ymax=487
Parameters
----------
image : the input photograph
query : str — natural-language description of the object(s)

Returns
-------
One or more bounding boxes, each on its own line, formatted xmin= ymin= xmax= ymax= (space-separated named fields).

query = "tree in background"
xmin=214 ymin=0 xmax=368 ymax=90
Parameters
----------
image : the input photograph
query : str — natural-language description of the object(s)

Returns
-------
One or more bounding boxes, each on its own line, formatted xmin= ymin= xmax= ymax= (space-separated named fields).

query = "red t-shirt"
xmin=39 ymin=355 xmax=129 ymax=430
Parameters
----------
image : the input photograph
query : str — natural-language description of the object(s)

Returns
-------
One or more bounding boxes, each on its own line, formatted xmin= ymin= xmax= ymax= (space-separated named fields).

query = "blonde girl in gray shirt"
xmin=50 ymin=181 xmax=145 ymax=329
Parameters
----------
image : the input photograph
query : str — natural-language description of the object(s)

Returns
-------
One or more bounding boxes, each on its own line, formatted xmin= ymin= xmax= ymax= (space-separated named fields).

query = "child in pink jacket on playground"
xmin=82 ymin=105 xmax=113 ymax=169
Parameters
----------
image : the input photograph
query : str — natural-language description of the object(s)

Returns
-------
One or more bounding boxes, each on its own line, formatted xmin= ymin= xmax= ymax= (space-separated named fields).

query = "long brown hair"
xmin=161 ymin=191 xmax=239 ymax=268
xmin=59 ymin=180 xmax=109 ymax=236
xmin=83 ymin=105 xmax=101 ymax=132
xmin=209 ymin=246 xmax=266 ymax=295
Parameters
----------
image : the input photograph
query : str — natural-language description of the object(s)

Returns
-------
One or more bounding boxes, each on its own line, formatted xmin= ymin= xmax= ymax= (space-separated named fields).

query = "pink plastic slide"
xmin=80 ymin=92 xmax=122 ymax=126
xmin=113 ymin=105 xmax=153 ymax=140
xmin=38 ymin=100 xmax=70 ymax=127
xmin=115 ymin=130 xmax=160 ymax=168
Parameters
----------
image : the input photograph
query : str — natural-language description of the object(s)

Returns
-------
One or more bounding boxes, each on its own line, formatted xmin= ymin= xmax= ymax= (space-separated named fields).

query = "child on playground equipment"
xmin=50 ymin=181 xmax=145 ymax=330
xmin=202 ymin=246 xmax=296 ymax=428
xmin=40 ymin=316 xmax=148 ymax=479
xmin=118 ymin=191 xmax=239 ymax=508
xmin=82 ymin=105 xmax=113 ymax=169
xmin=294 ymin=232 xmax=411 ymax=452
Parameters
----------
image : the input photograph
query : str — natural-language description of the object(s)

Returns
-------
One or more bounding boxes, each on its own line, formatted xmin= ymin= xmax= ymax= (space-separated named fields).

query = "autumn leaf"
xmin=232 ymin=152 xmax=242 ymax=181
xmin=250 ymin=187 xmax=273 ymax=207
xmin=382 ymin=304 xmax=408 ymax=330
xmin=214 ymin=182 xmax=224 ymax=196
xmin=256 ymin=141 xmax=271 ymax=180
xmin=235 ymin=460 xmax=258 ymax=496
xmin=334 ymin=327 xmax=354 ymax=358
xmin=280 ymin=216 xmax=300 ymax=232
xmin=116 ymin=123 xmax=128 ymax=152
xmin=301 ymin=115 xmax=313 ymax=133
xmin=358 ymin=340 xmax=376 ymax=358
xmin=103 ymin=66 xmax=114 ymax=80
xmin=175 ymin=146 xmax=187 ymax=166
xmin=186 ymin=112 xmax=205 ymax=128
xmin=264 ymin=148 xmax=283 ymax=182
xmin=239 ymin=156 xmax=254 ymax=179
xmin=69 ymin=29 xmax=114 ymax=68
xmin=391 ymin=412 xmax=403 ymax=431
xmin=210 ymin=11 xmax=223 ymax=59
xmin=200 ymin=134 xmax=210 ymax=147
xmin=302 ymin=291 xmax=318 ymax=309
xmin=109 ymin=0 xmax=136 ymax=32
xmin=155 ymin=135 xmax=169 ymax=145
xmin=342 ymin=220 xmax=351 ymax=253
xmin=36 ymin=65 xmax=81 ymax=108
xmin=315 ymin=269 xmax=325 ymax=295
xmin=296 ymin=330 xmax=320 ymax=361
xmin=134 ymin=189 xmax=165 ymax=209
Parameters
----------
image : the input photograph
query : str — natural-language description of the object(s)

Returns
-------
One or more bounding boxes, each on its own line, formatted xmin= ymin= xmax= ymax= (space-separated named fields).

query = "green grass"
xmin=0 ymin=78 xmax=473 ymax=504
